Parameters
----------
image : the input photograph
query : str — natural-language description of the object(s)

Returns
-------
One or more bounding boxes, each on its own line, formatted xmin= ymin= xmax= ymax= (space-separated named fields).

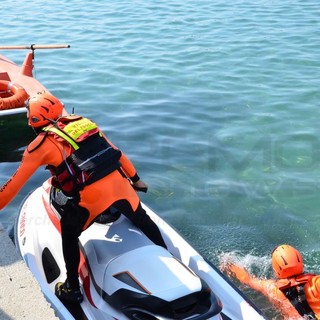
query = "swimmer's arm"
xmin=226 ymin=264 xmax=302 ymax=319
xmin=226 ymin=264 xmax=272 ymax=293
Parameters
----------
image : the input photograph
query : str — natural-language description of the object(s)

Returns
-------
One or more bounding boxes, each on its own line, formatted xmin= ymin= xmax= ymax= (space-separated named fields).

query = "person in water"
xmin=222 ymin=244 xmax=320 ymax=319
xmin=0 ymin=92 xmax=167 ymax=303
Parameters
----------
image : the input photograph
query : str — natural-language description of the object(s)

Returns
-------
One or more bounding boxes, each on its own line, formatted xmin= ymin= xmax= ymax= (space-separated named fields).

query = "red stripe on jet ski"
xmin=79 ymin=252 xmax=97 ymax=308
xmin=42 ymin=194 xmax=61 ymax=233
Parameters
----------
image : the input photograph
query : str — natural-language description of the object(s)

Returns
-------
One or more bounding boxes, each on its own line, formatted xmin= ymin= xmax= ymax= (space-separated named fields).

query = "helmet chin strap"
xmin=32 ymin=126 xmax=44 ymax=135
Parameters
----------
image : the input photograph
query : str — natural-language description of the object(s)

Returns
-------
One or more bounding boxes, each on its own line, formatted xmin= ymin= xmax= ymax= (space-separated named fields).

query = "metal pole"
xmin=0 ymin=44 xmax=70 ymax=50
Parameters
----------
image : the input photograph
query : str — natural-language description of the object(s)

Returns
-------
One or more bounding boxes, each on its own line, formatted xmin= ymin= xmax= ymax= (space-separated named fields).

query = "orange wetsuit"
xmin=225 ymin=264 xmax=320 ymax=319
xmin=0 ymin=128 xmax=140 ymax=229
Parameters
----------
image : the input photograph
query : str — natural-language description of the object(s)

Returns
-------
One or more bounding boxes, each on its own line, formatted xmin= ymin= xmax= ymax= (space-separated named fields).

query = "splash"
xmin=218 ymin=250 xmax=272 ymax=279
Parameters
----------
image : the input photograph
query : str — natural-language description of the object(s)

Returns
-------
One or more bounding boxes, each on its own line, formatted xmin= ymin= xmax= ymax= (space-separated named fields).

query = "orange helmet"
xmin=271 ymin=244 xmax=304 ymax=279
xmin=27 ymin=93 xmax=64 ymax=128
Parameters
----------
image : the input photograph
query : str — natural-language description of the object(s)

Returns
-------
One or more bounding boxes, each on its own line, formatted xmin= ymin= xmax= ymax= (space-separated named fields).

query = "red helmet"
xmin=271 ymin=244 xmax=304 ymax=279
xmin=27 ymin=93 xmax=64 ymax=128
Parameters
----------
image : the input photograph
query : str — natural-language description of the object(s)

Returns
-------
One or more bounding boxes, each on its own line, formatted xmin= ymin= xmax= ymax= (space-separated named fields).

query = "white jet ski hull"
xmin=15 ymin=178 xmax=265 ymax=320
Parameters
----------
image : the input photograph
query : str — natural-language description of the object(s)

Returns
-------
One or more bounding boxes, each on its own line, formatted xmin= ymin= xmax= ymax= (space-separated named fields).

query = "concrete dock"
xmin=0 ymin=223 xmax=59 ymax=320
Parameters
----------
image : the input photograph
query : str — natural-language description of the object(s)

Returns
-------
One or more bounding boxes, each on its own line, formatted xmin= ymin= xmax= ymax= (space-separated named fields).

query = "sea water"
xmin=1 ymin=0 xmax=320 ymax=318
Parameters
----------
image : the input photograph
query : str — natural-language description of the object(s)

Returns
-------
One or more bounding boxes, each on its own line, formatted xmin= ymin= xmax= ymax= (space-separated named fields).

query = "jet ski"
xmin=15 ymin=177 xmax=266 ymax=320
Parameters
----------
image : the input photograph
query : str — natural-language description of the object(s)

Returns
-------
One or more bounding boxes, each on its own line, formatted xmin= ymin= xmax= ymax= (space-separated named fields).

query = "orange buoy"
xmin=0 ymin=80 xmax=29 ymax=110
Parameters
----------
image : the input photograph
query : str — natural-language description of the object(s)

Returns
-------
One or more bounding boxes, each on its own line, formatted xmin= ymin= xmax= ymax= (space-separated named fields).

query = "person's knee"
xmin=112 ymin=200 xmax=151 ymax=229
xmin=130 ymin=205 xmax=150 ymax=227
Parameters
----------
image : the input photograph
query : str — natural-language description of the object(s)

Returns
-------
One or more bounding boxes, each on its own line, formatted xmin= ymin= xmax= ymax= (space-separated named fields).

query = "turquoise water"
xmin=2 ymin=0 xmax=320 ymax=318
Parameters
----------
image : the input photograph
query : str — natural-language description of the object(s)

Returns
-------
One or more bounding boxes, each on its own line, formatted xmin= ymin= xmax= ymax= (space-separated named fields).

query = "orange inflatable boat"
xmin=0 ymin=44 xmax=69 ymax=115
xmin=0 ymin=44 xmax=69 ymax=161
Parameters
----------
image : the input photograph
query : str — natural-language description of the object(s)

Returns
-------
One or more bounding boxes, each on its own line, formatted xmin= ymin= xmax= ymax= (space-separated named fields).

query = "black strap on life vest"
xmin=53 ymin=133 xmax=122 ymax=195
xmin=283 ymin=285 xmax=316 ymax=319
xmin=43 ymin=116 xmax=122 ymax=196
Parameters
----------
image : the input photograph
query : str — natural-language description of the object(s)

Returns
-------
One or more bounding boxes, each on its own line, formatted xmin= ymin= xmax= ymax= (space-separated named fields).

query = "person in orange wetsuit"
xmin=0 ymin=92 xmax=167 ymax=303
xmin=221 ymin=244 xmax=320 ymax=319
